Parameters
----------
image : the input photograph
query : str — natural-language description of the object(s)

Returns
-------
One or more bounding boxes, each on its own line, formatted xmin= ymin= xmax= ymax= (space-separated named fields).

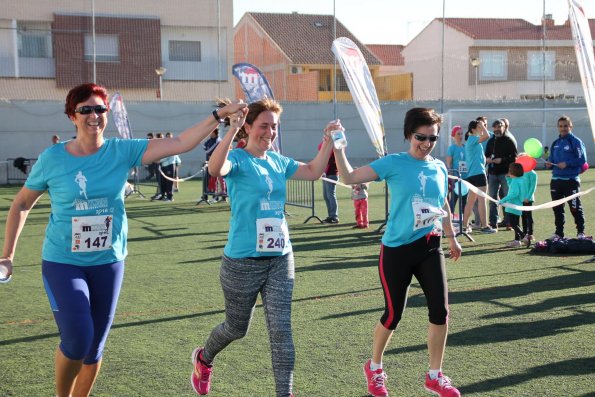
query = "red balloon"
xmin=516 ymin=155 xmax=537 ymax=172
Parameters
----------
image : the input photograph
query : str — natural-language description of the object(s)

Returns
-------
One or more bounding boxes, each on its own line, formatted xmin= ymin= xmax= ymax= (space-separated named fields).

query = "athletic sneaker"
xmin=480 ymin=226 xmax=497 ymax=234
xmin=424 ymin=372 xmax=460 ymax=397
xmin=191 ymin=347 xmax=213 ymax=395
xmin=549 ymin=233 xmax=562 ymax=241
xmin=521 ymin=234 xmax=535 ymax=248
xmin=506 ymin=240 xmax=522 ymax=248
xmin=577 ymin=233 xmax=592 ymax=240
xmin=363 ymin=360 xmax=389 ymax=397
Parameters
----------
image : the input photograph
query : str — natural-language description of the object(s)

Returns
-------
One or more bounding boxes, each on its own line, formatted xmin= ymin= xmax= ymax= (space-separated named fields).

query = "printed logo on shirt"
xmin=75 ymin=171 xmax=88 ymax=199
xmin=418 ymin=171 xmax=428 ymax=197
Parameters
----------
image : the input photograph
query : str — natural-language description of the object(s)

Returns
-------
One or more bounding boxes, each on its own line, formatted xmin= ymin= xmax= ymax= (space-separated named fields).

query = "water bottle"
xmin=331 ymin=129 xmax=348 ymax=149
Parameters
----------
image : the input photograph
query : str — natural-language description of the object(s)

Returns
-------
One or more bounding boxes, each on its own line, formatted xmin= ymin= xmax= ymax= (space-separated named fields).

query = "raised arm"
xmin=291 ymin=120 xmax=340 ymax=181
xmin=208 ymin=108 xmax=248 ymax=177
xmin=141 ymin=101 xmax=247 ymax=165
xmin=332 ymin=133 xmax=379 ymax=185
xmin=478 ymin=123 xmax=490 ymax=143
xmin=1 ymin=187 xmax=45 ymax=277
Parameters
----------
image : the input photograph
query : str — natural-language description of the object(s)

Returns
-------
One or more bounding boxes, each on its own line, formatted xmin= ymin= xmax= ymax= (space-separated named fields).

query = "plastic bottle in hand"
xmin=331 ymin=129 xmax=347 ymax=149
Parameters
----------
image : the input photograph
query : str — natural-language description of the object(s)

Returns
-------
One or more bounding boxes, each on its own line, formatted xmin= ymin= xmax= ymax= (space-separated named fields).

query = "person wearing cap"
xmin=485 ymin=119 xmax=518 ymax=230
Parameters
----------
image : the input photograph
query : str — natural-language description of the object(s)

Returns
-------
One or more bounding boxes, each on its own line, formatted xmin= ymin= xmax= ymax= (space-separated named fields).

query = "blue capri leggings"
xmin=42 ymin=260 xmax=124 ymax=364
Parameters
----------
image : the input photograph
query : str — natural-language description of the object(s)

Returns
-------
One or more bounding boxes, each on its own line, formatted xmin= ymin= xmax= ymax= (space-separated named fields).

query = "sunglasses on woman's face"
xmin=74 ymin=105 xmax=108 ymax=115
xmin=413 ymin=133 xmax=438 ymax=142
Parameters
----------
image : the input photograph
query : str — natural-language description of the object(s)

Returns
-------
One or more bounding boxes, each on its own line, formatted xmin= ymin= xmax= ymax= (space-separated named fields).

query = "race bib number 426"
xmin=72 ymin=215 xmax=113 ymax=252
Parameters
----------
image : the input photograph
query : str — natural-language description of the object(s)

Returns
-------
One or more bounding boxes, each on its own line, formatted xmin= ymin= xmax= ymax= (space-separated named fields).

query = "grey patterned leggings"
xmin=202 ymin=253 xmax=295 ymax=397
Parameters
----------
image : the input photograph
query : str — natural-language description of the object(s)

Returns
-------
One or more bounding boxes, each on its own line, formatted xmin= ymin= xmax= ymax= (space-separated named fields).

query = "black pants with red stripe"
xmin=378 ymin=235 xmax=449 ymax=330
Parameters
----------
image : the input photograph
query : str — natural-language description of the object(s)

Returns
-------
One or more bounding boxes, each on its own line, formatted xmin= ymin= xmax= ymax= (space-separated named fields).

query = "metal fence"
xmin=5 ymin=158 xmax=36 ymax=184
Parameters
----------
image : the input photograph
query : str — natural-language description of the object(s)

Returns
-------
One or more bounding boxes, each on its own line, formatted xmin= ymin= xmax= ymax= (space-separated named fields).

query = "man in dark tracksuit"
xmin=485 ymin=119 xmax=518 ymax=229
xmin=546 ymin=115 xmax=588 ymax=239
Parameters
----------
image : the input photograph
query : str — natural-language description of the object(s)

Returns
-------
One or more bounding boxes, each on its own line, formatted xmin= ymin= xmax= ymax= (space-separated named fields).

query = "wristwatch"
xmin=212 ymin=109 xmax=224 ymax=123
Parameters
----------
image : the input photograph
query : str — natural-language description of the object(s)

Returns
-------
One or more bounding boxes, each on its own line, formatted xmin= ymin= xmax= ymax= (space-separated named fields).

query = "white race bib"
xmin=256 ymin=217 xmax=289 ymax=253
xmin=412 ymin=201 xmax=446 ymax=231
xmin=72 ymin=215 xmax=113 ymax=252
xmin=458 ymin=161 xmax=468 ymax=175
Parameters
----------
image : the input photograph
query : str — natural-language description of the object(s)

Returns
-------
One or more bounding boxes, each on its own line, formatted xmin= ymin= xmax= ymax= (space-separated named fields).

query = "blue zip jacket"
xmin=548 ymin=133 xmax=587 ymax=180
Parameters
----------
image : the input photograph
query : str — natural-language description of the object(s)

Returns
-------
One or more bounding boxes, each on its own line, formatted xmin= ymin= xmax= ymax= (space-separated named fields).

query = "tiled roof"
xmin=441 ymin=18 xmax=595 ymax=40
xmin=366 ymin=44 xmax=404 ymax=66
xmin=246 ymin=12 xmax=381 ymax=65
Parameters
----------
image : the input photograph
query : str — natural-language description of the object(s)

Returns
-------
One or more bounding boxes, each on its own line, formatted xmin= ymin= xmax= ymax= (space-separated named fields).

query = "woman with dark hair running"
xmin=333 ymin=108 xmax=462 ymax=397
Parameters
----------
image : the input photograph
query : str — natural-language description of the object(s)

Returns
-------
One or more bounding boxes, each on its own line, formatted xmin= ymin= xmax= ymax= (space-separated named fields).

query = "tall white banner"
xmin=332 ymin=37 xmax=386 ymax=157
xmin=568 ymin=0 xmax=595 ymax=142
xmin=109 ymin=92 xmax=133 ymax=139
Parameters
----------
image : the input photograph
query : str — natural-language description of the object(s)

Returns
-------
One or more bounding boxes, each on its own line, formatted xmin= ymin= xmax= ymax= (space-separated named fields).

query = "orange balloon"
xmin=516 ymin=155 xmax=537 ymax=173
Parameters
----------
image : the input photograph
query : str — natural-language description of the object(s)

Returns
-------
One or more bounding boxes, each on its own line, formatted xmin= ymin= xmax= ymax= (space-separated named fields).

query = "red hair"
xmin=64 ymin=83 xmax=109 ymax=118
xmin=451 ymin=125 xmax=462 ymax=137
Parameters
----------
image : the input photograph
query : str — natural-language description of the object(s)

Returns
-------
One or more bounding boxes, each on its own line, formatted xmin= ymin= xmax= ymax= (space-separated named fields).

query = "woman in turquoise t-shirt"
xmin=190 ymin=98 xmax=336 ymax=397
xmin=462 ymin=120 xmax=495 ymax=234
xmin=333 ymin=108 xmax=463 ymax=397
xmin=0 ymin=83 xmax=246 ymax=397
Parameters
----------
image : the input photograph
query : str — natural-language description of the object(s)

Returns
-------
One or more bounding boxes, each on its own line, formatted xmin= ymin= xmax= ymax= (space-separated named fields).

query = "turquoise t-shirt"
xmin=447 ymin=143 xmax=468 ymax=195
xmin=370 ymin=153 xmax=448 ymax=248
xmin=500 ymin=176 xmax=525 ymax=216
xmin=25 ymin=138 xmax=148 ymax=266
xmin=447 ymin=143 xmax=466 ymax=176
xmin=223 ymin=149 xmax=299 ymax=258
xmin=520 ymin=170 xmax=538 ymax=202
xmin=464 ymin=135 xmax=486 ymax=178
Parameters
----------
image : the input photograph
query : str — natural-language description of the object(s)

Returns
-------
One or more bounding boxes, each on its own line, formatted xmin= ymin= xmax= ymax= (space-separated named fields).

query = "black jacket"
xmin=484 ymin=134 xmax=518 ymax=175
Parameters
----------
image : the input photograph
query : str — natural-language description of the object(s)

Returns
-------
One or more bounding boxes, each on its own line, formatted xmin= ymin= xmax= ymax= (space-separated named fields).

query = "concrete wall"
xmin=0 ymin=99 xmax=593 ymax=184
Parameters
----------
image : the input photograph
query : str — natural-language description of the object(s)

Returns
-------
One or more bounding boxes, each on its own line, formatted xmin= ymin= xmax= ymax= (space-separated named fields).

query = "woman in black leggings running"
xmin=333 ymin=108 xmax=463 ymax=397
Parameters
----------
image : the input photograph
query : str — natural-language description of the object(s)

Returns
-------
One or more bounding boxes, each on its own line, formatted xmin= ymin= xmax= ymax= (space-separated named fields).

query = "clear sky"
xmin=233 ymin=0 xmax=595 ymax=45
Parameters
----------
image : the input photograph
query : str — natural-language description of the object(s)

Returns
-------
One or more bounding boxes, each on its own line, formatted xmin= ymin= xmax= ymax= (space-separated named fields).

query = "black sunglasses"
xmin=413 ymin=133 xmax=438 ymax=142
xmin=74 ymin=105 xmax=108 ymax=115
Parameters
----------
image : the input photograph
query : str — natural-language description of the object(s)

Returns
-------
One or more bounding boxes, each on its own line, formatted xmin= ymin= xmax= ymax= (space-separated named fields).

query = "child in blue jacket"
xmin=521 ymin=168 xmax=538 ymax=247
xmin=499 ymin=163 xmax=526 ymax=247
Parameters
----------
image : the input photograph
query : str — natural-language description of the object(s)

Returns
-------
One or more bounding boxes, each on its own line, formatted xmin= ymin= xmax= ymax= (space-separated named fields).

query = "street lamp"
xmin=155 ymin=66 xmax=167 ymax=101
xmin=470 ymin=57 xmax=480 ymax=100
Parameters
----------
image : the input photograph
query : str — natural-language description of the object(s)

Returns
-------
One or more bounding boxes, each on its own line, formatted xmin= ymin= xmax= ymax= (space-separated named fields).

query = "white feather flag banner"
xmin=332 ymin=37 xmax=386 ymax=157
xmin=568 ymin=0 xmax=595 ymax=142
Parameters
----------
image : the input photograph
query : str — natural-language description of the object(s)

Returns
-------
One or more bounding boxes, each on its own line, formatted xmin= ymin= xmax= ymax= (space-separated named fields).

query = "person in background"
xmin=145 ymin=133 xmax=156 ymax=180
xmin=190 ymin=98 xmax=336 ymax=397
xmin=520 ymin=164 xmax=538 ymax=247
xmin=485 ymin=119 xmax=518 ymax=230
xmin=319 ymin=140 xmax=340 ymax=224
xmin=545 ymin=115 xmax=589 ymax=240
xmin=0 ymin=83 xmax=246 ymax=397
xmin=498 ymin=162 xmax=526 ymax=248
xmin=52 ymin=135 xmax=61 ymax=145
xmin=166 ymin=132 xmax=181 ymax=192
xmin=500 ymin=117 xmax=518 ymax=147
xmin=150 ymin=133 xmax=165 ymax=200
xmin=332 ymin=107 xmax=462 ymax=397
xmin=445 ymin=125 xmax=468 ymax=216
xmin=351 ymin=181 xmax=369 ymax=229
xmin=158 ymin=133 xmax=181 ymax=202
xmin=203 ymin=128 xmax=226 ymax=198
xmin=462 ymin=120 xmax=496 ymax=234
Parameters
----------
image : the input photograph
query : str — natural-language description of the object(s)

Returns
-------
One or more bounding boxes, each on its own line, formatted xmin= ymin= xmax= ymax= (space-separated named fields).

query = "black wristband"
xmin=212 ymin=109 xmax=224 ymax=123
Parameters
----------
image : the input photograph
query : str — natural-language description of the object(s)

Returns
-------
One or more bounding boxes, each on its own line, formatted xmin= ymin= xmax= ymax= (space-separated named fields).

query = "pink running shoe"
xmin=424 ymin=372 xmax=460 ymax=397
xmin=191 ymin=347 xmax=213 ymax=395
xmin=363 ymin=360 xmax=389 ymax=396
